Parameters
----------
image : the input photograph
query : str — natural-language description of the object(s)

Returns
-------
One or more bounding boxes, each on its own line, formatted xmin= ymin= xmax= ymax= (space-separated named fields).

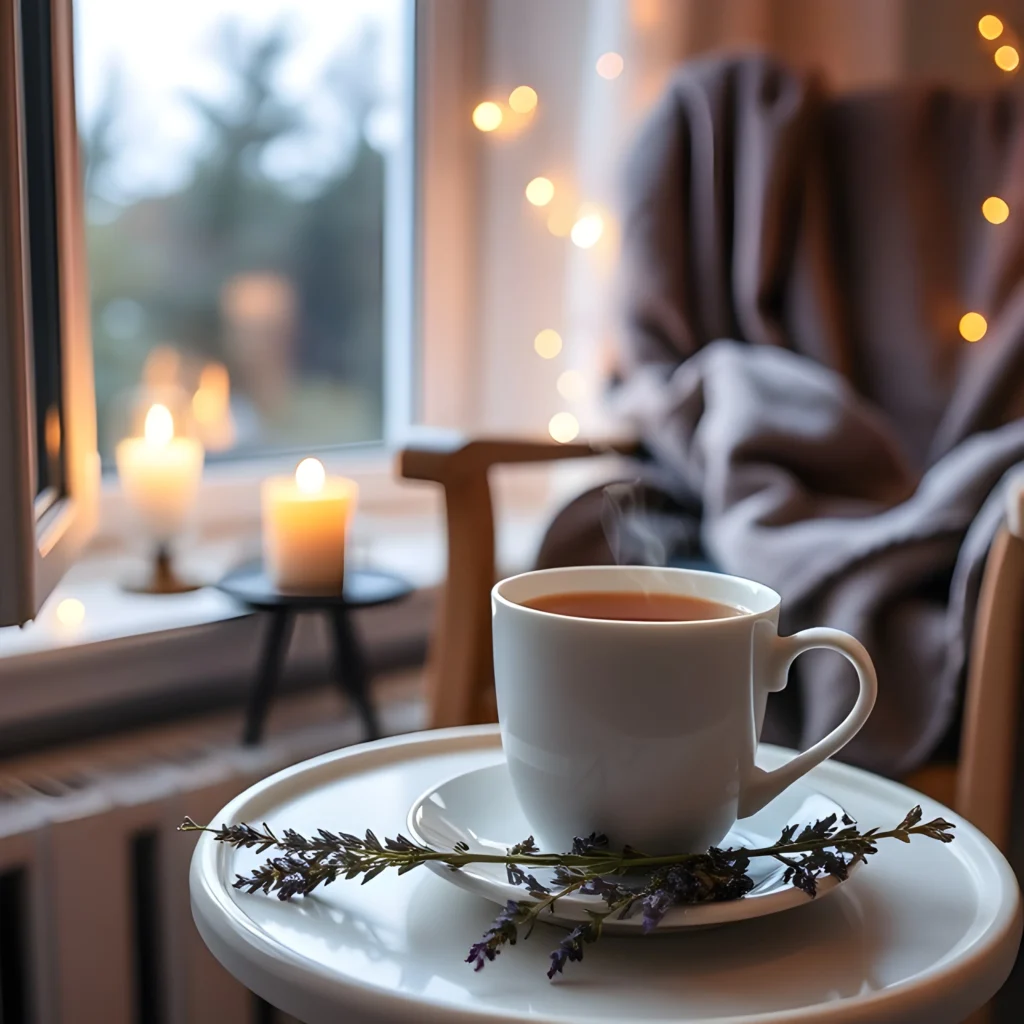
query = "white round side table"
xmin=190 ymin=725 xmax=1022 ymax=1024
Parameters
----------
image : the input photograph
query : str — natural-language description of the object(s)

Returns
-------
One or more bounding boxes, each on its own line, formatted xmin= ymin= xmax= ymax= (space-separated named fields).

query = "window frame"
xmin=414 ymin=0 xmax=483 ymax=430
xmin=0 ymin=0 xmax=98 ymax=627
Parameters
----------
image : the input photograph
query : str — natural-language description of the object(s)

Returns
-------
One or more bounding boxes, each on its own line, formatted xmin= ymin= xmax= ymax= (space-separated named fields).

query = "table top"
xmin=190 ymin=726 xmax=1022 ymax=1024
xmin=216 ymin=563 xmax=413 ymax=610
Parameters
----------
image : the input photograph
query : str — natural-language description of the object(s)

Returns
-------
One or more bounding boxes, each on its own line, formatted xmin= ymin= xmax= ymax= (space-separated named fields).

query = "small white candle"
xmin=115 ymin=404 xmax=204 ymax=542
xmin=262 ymin=458 xmax=357 ymax=592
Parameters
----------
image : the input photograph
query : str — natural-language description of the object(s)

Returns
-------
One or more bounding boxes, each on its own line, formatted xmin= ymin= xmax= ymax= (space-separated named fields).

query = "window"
xmin=0 ymin=0 xmax=97 ymax=627
xmin=74 ymin=0 xmax=407 ymax=462
xmin=21 ymin=0 xmax=66 ymax=511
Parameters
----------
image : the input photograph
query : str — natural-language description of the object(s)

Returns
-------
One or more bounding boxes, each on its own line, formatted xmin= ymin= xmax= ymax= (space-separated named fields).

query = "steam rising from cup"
xmin=599 ymin=481 xmax=684 ymax=599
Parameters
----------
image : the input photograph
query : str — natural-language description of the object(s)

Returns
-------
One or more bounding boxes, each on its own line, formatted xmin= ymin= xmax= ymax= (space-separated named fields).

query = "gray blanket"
xmin=539 ymin=55 xmax=1024 ymax=776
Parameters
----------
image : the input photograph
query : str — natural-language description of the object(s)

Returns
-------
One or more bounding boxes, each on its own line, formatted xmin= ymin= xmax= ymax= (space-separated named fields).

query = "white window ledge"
xmin=0 ymin=507 xmax=553 ymax=750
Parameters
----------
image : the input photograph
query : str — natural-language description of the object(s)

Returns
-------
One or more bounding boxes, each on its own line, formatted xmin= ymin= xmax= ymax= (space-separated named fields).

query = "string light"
xmin=534 ymin=329 xmax=562 ymax=359
xmin=548 ymin=412 xmax=580 ymax=443
xmin=557 ymin=369 xmax=586 ymax=401
xmin=509 ymin=86 xmax=538 ymax=114
xmin=995 ymin=45 xmax=1019 ymax=71
xmin=571 ymin=212 xmax=604 ymax=248
xmin=982 ymin=196 xmax=1010 ymax=224
xmin=472 ymin=101 xmax=503 ymax=132
xmin=959 ymin=312 xmax=988 ymax=342
xmin=596 ymin=52 xmax=624 ymax=79
xmin=978 ymin=14 xmax=1004 ymax=40
xmin=525 ymin=177 xmax=555 ymax=206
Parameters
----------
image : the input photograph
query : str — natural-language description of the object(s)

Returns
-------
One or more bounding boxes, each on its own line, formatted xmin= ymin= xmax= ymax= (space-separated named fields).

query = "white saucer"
xmin=407 ymin=761 xmax=860 ymax=933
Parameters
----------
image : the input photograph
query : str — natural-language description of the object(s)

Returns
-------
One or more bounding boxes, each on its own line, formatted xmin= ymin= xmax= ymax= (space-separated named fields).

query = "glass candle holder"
xmin=112 ymin=385 xmax=205 ymax=593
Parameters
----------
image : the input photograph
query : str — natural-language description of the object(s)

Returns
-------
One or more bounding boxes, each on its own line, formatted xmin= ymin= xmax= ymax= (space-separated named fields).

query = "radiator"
xmin=0 ymin=691 xmax=422 ymax=1024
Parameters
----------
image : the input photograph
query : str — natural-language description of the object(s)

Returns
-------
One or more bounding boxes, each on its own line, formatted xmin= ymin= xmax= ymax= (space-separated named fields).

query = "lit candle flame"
xmin=144 ymin=404 xmax=174 ymax=446
xmin=295 ymin=457 xmax=326 ymax=495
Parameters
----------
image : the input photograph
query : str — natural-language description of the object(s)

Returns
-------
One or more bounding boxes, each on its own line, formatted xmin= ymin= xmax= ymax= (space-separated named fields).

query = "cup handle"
xmin=738 ymin=627 xmax=878 ymax=818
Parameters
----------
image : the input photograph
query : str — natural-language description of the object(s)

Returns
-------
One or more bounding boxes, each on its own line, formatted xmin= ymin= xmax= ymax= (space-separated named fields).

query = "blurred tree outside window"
xmin=74 ymin=0 xmax=402 ymax=461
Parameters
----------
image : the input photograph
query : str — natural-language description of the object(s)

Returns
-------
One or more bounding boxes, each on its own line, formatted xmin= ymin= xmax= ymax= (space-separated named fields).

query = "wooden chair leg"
xmin=427 ymin=472 xmax=496 ymax=728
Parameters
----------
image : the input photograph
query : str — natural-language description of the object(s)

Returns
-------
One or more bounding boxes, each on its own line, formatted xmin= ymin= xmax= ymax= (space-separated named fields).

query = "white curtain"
xmin=468 ymin=0 xmax=1020 ymax=440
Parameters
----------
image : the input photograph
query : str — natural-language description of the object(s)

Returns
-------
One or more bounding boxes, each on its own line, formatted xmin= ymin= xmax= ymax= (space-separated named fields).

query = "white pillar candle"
xmin=115 ymin=404 xmax=204 ymax=542
xmin=262 ymin=458 xmax=357 ymax=592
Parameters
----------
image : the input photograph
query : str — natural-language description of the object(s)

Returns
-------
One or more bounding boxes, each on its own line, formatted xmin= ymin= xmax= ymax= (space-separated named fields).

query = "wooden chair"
xmin=399 ymin=433 xmax=1024 ymax=852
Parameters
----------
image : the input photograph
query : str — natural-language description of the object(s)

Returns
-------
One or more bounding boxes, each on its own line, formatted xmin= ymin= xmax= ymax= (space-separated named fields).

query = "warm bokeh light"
xmin=472 ymin=101 xmax=503 ymax=132
xmin=982 ymin=196 xmax=1010 ymax=224
xmin=55 ymin=598 xmax=85 ymax=627
xmin=192 ymin=393 xmax=217 ymax=421
xmin=556 ymin=369 xmax=586 ymax=401
xmin=142 ymin=345 xmax=181 ymax=388
xmin=144 ymin=404 xmax=174 ymax=445
xmin=192 ymin=363 xmax=230 ymax=422
xmin=534 ymin=329 xmax=563 ymax=359
xmin=199 ymin=362 xmax=229 ymax=397
xmin=547 ymin=209 xmax=572 ymax=237
xmin=632 ymin=0 xmax=660 ymax=30
xmin=959 ymin=312 xmax=988 ymax=342
xmin=548 ymin=412 xmax=580 ymax=443
xmin=596 ymin=52 xmax=624 ymax=79
xmin=525 ymin=176 xmax=555 ymax=207
xmin=571 ymin=212 xmax=604 ymax=248
xmin=979 ymin=14 xmax=1004 ymax=40
xmin=509 ymin=85 xmax=538 ymax=114
xmin=995 ymin=45 xmax=1019 ymax=71
xmin=221 ymin=272 xmax=294 ymax=324
xmin=45 ymin=404 xmax=61 ymax=460
xmin=192 ymin=362 xmax=235 ymax=451
xmin=295 ymin=457 xmax=326 ymax=495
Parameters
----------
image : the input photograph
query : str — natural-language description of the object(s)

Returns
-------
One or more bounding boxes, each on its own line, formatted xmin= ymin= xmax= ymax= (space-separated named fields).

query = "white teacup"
xmin=491 ymin=566 xmax=877 ymax=854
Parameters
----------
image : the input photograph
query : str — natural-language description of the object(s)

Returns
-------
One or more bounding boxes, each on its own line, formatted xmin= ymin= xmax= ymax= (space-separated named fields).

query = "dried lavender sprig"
xmin=180 ymin=805 xmax=953 ymax=893
xmin=466 ymin=807 xmax=955 ymax=977
xmin=181 ymin=807 xmax=955 ymax=979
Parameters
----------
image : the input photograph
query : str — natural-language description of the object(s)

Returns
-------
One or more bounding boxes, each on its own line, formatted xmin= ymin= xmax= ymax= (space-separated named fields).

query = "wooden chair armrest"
xmin=398 ymin=431 xmax=637 ymax=484
xmin=397 ymin=430 xmax=637 ymax=727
